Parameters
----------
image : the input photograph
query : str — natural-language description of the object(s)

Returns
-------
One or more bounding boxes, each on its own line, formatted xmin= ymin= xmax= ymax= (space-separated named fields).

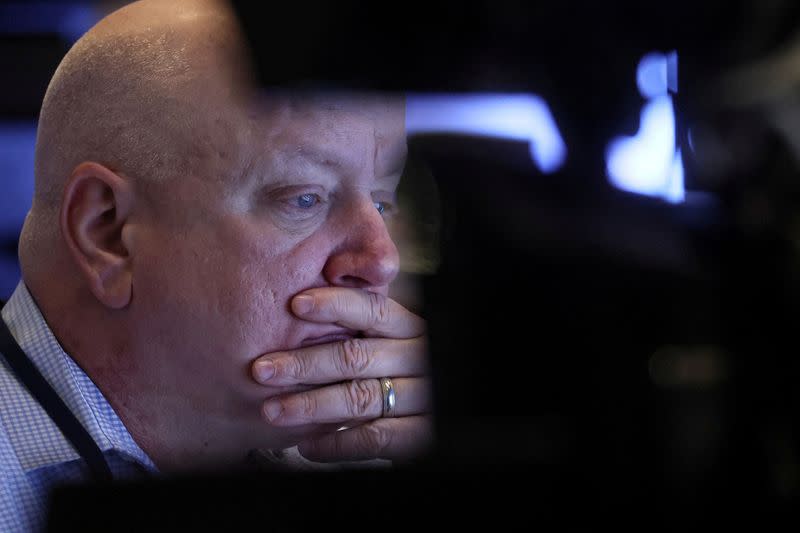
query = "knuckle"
xmin=299 ymin=392 xmax=318 ymax=421
xmin=358 ymin=422 xmax=393 ymax=455
xmin=343 ymin=379 xmax=380 ymax=418
xmin=336 ymin=338 xmax=373 ymax=376
xmin=333 ymin=291 xmax=352 ymax=316
xmin=328 ymin=433 xmax=346 ymax=460
xmin=367 ymin=292 xmax=392 ymax=327
xmin=284 ymin=352 xmax=311 ymax=381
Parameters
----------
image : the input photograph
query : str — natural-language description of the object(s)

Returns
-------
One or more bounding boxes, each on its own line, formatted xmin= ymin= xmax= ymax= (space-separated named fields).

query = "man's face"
xmin=127 ymin=93 xmax=407 ymax=454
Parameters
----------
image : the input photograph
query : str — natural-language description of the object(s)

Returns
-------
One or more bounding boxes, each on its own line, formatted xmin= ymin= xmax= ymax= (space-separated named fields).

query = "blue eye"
xmin=297 ymin=194 xmax=319 ymax=208
xmin=374 ymin=201 xmax=387 ymax=215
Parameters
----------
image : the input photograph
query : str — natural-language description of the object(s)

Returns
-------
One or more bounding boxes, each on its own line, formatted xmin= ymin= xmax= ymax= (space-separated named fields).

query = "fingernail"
xmin=263 ymin=400 xmax=283 ymax=423
xmin=253 ymin=360 xmax=275 ymax=382
xmin=292 ymin=294 xmax=314 ymax=315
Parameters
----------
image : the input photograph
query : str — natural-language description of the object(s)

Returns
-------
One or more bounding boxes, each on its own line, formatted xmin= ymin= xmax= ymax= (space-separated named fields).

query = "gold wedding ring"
xmin=379 ymin=377 xmax=396 ymax=418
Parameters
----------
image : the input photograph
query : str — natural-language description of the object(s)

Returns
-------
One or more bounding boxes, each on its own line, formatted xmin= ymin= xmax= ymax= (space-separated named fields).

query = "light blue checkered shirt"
xmin=0 ymin=281 xmax=158 ymax=533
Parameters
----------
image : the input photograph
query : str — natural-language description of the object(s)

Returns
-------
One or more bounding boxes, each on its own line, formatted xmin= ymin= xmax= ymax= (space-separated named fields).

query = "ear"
xmin=60 ymin=162 xmax=135 ymax=310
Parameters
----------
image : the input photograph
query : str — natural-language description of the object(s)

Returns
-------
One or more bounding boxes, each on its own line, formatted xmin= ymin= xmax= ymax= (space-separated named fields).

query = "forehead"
xmin=246 ymin=92 xmax=407 ymax=175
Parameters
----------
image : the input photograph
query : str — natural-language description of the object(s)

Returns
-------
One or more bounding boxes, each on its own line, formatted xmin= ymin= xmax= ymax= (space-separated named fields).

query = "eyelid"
xmin=266 ymin=184 xmax=326 ymax=201
xmin=261 ymin=184 xmax=329 ymax=222
xmin=374 ymin=200 xmax=398 ymax=218
xmin=373 ymin=188 xmax=397 ymax=204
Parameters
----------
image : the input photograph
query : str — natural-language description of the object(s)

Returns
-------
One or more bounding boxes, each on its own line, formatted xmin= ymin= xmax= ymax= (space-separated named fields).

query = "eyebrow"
xmin=282 ymin=144 xmax=406 ymax=183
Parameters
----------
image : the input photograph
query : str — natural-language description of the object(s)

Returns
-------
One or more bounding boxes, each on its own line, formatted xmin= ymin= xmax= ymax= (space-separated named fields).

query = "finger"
xmin=250 ymin=383 xmax=320 ymax=398
xmin=252 ymin=337 xmax=428 ymax=386
xmin=297 ymin=416 xmax=434 ymax=462
xmin=291 ymin=288 xmax=426 ymax=338
xmin=261 ymin=377 xmax=432 ymax=426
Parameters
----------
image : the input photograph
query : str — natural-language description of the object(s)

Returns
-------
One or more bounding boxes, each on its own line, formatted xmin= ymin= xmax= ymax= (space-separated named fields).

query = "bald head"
xmin=32 ymin=0 xmax=252 ymax=211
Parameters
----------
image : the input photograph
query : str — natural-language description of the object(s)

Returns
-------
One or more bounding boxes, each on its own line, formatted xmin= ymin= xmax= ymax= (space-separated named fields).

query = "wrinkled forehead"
xmin=258 ymin=91 xmax=405 ymax=136
xmin=243 ymin=91 xmax=408 ymax=177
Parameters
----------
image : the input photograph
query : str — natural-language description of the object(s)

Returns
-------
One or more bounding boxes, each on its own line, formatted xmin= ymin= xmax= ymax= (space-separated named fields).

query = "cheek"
xmin=232 ymin=229 xmax=333 ymax=348
xmin=132 ymin=216 xmax=335 ymax=361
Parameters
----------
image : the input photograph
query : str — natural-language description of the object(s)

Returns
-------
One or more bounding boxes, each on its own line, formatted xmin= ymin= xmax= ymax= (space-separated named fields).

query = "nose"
xmin=323 ymin=197 xmax=400 ymax=291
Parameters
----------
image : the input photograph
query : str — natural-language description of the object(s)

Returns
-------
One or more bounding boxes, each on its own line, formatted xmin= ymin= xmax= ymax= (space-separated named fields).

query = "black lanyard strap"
xmin=0 ymin=314 xmax=112 ymax=482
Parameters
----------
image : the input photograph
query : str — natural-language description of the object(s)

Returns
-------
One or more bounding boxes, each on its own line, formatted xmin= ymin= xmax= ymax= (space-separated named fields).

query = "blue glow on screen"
xmin=606 ymin=96 xmax=676 ymax=197
xmin=666 ymin=51 xmax=678 ymax=94
xmin=0 ymin=122 xmax=36 ymax=234
xmin=606 ymin=51 xmax=684 ymax=203
xmin=0 ymin=2 xmax=100 ymax=43
xmin=0 ymin=255 xmax=20 ymax=301
xmin=667 ymin=149 xmax=685 ymax=203
xmin=636 ymin=52 xmax=669 ymax=99
xmin=0 ymin=122 xmax=35 ymax=300
xmin=406 ymin=94 xmax=567 ymax=173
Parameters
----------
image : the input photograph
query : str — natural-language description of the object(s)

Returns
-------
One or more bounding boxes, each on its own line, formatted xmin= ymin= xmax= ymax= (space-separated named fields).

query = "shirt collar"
xmin=1 ymin=281 xmax=158 ymax=473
